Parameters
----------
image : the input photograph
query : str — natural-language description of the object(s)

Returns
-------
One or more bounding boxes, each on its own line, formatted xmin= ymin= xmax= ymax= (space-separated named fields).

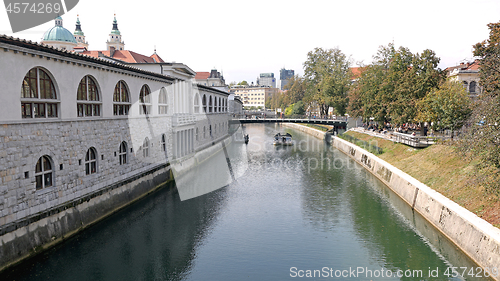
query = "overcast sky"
xmin=1 ymin=0 xmax=500 ymax=84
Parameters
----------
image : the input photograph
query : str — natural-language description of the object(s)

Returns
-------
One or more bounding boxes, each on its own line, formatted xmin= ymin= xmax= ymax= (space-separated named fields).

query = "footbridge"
xmin=229 ymin=118 xmax=347 ymax=132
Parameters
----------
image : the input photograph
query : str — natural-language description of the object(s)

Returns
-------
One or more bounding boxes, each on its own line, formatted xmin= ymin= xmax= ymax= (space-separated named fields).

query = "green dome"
xmin=43 ymin=17 xmax=77 ymax=44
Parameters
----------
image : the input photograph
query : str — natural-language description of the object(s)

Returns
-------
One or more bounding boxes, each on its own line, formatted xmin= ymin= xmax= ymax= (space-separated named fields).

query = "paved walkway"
xmin=349 ymin=127 xmax=437 ymax=148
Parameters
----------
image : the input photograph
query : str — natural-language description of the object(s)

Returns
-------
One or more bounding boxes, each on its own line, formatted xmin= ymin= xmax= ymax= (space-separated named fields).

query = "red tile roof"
xmin=150 ymin=53 xmax=164 ymax=63
xmin=466 ymin=60 xmax=480 ymax=70
xmin=195 ymin=72 xmax=210 ymax=80
xmin=81 ymin=50 xmax=164 ymax=64
xmin=350 ymin=67 xmax=365 ymax=79
xmin=446 ymin=59 xmax=481 ymax=72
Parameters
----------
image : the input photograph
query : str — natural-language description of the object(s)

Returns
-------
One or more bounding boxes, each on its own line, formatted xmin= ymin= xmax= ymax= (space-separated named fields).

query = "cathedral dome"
xmin=42 ymin=17 xmax=77 ymax=44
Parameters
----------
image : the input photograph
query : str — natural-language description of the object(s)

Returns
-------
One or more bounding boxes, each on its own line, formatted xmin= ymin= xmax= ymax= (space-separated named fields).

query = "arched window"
xmin=143 ymin=138 xmax=149 ymax=157
xmin=113 ymin=81 xmax=130 ymax=115
xmin=139 ymin=84 xmax=151 ymax=115
xmin=214 ymin=97 xmax=218 ymax=113
xmin=35 ymin=155 xmax=53 ymax=190
xmin=85 ymin=147 xmax=97 ymax=175
xmin=161 ymin=134 xmax=166 ymax=152
xmin=225 ymin=99 xmax=227 ymax=112
xmin=119 ymin=141 xmax=127 ymax=165
xmin=202 ymin=94 xmax=207 ymax=113
xmin=158 ymin=87 xmax=168 ymax=114
xmin=219 ymin=97 xmax=222 ymax=112
xmin=194 ymin=93 xmax=200 ymax=113
xmin=77 ymin=75 xmax=101 ymax=117
xmin=209 ymin=96 xmax=213 ymax=113
xmin=21 ymin=67 xmax=58 ymax=118
xmin=469 ymin=81 xmax=477 ymax=94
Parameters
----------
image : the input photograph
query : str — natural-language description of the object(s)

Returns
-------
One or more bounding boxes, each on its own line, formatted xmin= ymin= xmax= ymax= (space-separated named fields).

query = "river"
xmin=2 ymin=123 xmax=485 ymax=280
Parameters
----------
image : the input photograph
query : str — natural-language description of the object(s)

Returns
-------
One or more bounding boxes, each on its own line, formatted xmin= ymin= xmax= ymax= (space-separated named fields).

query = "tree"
xmin=460 ymin=21 xmax=500 ymax=195
xmin=292 ymin=101 xmax=305 ymax=115
xmin=303 ymin=47 xmax=352 ymax=116
xmin=238 ymin=81 xmax=248 ymax=86
xmin=347 ymin=43 xmax=443 ymax=125
xmin=285 ymin=75 xmax=306 ymax=105
xmin=415 ymin=80 xmax=472 ymax=132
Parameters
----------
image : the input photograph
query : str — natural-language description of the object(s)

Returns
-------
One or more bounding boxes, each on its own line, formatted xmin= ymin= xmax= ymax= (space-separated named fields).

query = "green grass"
xmin=345 ymin=131 xmax=500 ymax=228
xmin=303 ymin=124 xmax=331 ymax=132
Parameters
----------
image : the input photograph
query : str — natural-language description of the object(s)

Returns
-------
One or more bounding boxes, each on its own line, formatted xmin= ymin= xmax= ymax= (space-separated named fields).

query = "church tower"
xmin=73 ymin=15 xmax=89 ymax=49
xmin=106 ymin=15 xmax=125 ymax=51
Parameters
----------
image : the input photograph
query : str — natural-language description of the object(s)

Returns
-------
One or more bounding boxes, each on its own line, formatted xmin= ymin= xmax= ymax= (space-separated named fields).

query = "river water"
xmin=2 ymin=124 xmax=486 ymax=280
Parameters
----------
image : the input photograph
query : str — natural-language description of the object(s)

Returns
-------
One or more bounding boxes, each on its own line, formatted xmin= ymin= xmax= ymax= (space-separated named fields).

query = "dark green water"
xmin=2 ymin=124 xmax=487 ymax=280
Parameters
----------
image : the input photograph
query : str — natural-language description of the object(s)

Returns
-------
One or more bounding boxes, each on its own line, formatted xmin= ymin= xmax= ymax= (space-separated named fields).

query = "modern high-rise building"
xmin=279 ymin=68 xmax=294 ymax=90
xmin=256 ymin=73 xmax=276 ymax=88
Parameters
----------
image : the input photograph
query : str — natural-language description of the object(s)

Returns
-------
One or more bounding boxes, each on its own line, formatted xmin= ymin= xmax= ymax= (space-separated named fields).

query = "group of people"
xmin=364 ymin=122 xmax=431 ymax=137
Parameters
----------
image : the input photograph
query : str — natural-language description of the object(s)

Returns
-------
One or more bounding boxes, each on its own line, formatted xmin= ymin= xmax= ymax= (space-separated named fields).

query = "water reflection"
xmin=1 ymin=182 xmax=228 ymax=281
xmin=1 ymin=123 xmax=487 ymax=281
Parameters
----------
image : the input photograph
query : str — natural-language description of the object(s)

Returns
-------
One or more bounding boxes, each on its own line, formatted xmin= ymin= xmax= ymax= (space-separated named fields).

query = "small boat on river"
xmin=273 ymin=133 xmax=293 ymax=146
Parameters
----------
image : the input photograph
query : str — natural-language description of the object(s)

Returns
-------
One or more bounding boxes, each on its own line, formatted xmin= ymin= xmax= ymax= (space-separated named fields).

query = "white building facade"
xmin=0 ymin=16 xmax=231 ymax=270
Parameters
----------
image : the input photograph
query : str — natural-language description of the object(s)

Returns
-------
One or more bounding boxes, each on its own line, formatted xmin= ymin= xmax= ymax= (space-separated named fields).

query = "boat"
xmin=273 ymin=133 xmax=293 ymax=146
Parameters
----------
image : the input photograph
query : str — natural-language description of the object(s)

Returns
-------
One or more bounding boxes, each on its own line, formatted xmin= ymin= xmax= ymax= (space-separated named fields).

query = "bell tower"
xmin=74 ymin=15 xmax=89 ymax=49
xmin=106 ymin=14 xmax=125 ymax=51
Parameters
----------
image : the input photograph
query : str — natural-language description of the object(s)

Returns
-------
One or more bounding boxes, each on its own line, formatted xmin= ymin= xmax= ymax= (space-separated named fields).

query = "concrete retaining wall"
xmin=284 ymin=123 xmax=500 ymax=278
xmin=281 ymin=123 xmax=327 ymax=140
xmin=332 ymin=136 xmax=500 ymax=278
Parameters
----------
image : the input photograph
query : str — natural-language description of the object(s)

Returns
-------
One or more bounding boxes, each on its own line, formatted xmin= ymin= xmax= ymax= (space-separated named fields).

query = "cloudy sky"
xmin=1 ymin=0 xmax=499 ymax=84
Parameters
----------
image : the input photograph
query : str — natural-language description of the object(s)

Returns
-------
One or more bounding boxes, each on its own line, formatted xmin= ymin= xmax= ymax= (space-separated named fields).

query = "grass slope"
xmin=345 ymin=131 xmax=500 ymax=228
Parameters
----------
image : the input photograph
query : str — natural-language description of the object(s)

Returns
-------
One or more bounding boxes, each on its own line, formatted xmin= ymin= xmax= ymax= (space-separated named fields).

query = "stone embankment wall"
xmin=0 ymin=115 xmax=229 ymax=272
xmin=0 ymin=162 xmax=172 ymax=271
xmin=281 ymin=123 xmax=327 ymax=140
xmin=284 ymin=123 xmax=500 ymax=279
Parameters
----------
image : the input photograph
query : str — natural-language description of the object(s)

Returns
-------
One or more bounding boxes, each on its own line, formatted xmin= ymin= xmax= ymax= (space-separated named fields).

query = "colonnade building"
xmin=0 ymin=15 xmax=231 ymax=270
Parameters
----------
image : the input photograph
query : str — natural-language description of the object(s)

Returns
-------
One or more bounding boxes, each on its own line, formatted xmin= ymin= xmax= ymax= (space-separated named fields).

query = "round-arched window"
xmin=77 ymin=75 xmax=101 ymax=117
xmin=21 ymin=67 xmax=58 ymax=118
xmin=113 ymin=81 xmax=130 ymax=115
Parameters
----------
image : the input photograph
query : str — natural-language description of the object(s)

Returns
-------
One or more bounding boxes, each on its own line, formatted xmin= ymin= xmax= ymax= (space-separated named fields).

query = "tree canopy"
xmin=416 ymin=80 xmax=472 ymax=131
xmin=347 ymin=43 xmax=443 ymax=125
xmin=460 ymin=21 xmax=500 ymax=194
xmin=303 ymin=47 xmax=352 ymax=116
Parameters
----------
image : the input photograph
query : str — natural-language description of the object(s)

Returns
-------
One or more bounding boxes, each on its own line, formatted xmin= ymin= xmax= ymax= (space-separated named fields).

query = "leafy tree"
xmin=303 ymin=47 xmax=352 ymax=116
xmin=283 ymin=102 xmax=305 ymax=116
xmin=292 ymin=101 xmax=305 ymax=115
xmin=347 ymin=43 xmax=443 ymax=125
xmin=284 ymin=104 xmax=294 ymax=116
xmin=238 ymin=81 xmax=248 ymax=86
xmin=460 ymin=21 xmax=500 ymax=195
xmin=415 ymin=80 xmax=472 ymax=132
xmin=285 ymin=75 xmax=306 ymax=105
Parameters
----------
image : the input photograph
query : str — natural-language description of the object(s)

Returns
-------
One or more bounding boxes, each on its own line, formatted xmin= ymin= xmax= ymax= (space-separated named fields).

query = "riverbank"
xmin=345 ymin=131 xmax=500 ymax=228
xmin=284 ymin=123 xmax=500 ymax=279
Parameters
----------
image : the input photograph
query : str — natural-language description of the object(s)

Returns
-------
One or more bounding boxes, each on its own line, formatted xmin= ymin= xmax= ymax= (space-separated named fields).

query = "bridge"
xmin=229 ymin=118 xmax=347 ymax=131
